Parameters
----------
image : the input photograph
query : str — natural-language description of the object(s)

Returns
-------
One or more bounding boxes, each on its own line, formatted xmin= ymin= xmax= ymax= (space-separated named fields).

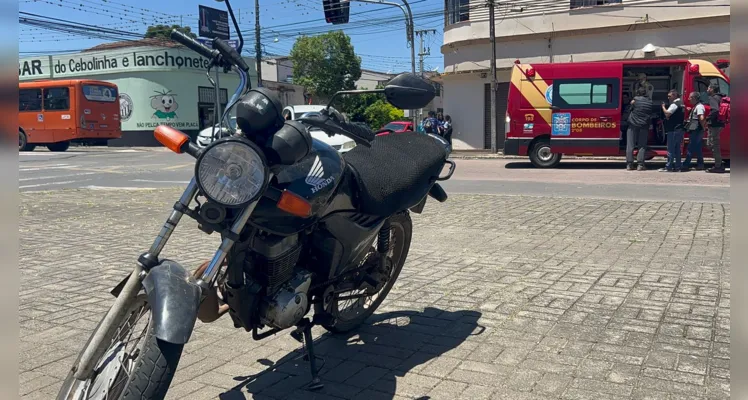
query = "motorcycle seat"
xmin=343 ymin=132 xmax=447 ymax=217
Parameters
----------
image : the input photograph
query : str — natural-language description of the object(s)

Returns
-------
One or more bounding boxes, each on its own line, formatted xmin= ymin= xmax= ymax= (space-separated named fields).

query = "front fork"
xmin=72 ymin=177 xmax=257 ymax=380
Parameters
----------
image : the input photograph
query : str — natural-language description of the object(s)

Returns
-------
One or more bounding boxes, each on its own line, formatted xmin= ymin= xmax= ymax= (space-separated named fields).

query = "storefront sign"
xmin=199 ymin=5 xmax=230 ymax=40
xmin=19 ymin=47 xmax=215 ymax=80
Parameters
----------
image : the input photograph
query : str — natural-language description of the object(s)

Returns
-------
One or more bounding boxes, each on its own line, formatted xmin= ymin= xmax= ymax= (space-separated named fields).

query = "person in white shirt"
xmin=659 ymin=90 xmax=686 ymax=172
xmin=682 ymin=91 xmax=707 ymax=171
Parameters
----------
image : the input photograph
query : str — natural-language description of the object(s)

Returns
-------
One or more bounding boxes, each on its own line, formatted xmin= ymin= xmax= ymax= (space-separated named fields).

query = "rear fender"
xmin=114 ymin=260 xmax=202 ymax=344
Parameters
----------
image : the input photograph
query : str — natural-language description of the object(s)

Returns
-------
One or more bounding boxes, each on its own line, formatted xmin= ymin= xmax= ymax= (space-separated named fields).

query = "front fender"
xmin=141 ymin=260 xmax=202 ymax=344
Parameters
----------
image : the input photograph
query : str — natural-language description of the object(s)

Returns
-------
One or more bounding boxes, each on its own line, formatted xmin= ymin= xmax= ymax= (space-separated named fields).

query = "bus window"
xmin=693 ymin=76 xmax=729 ymax=104
xmin=44 ymin=87 xmax=70 ymax=111
xmin=82 ymin=84 xmax=118 ymax=102
xmin=19 ymin=89 xmax=42 ymax=112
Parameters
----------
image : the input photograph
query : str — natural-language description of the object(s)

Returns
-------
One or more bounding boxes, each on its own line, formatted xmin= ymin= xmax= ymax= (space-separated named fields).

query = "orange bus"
xmin=19 ymin=79 xmax=122 ymax=151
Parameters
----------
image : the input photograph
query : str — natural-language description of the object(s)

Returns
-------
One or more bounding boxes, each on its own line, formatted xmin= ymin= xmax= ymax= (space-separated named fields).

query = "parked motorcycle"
xmin=56 ymin=7 xmax=454 ymax=400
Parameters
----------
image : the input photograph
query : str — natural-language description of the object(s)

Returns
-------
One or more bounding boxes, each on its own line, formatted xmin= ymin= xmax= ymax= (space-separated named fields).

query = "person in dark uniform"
xmin=659 ymin=89 xmax=685 ymax=172
xmin=626 ymin=86 xmax=653 ymax=171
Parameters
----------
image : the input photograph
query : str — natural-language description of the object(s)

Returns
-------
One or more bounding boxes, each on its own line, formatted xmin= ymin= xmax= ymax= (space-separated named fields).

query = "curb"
xmin=449 ymin=153 xmax=629 ymax=161
xmin=448 ymin=153 xmax=718 ymax=162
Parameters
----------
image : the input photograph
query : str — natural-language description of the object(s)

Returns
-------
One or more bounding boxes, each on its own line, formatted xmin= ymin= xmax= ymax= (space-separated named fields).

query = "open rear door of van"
xmin=549 ymin=63 xmax=622 ymax=156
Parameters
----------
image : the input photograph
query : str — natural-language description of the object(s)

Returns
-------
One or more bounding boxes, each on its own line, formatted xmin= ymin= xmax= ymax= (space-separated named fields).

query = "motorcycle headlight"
xmin=195 ymin=138 xmax=268 ymax=207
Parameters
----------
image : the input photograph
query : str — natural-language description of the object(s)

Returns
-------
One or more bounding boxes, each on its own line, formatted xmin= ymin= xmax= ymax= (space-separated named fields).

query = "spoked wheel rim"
xmin=68 ymin=295 xmax=152 ymax=400
xmin=331 ymin=222 xmax=406 ymax=322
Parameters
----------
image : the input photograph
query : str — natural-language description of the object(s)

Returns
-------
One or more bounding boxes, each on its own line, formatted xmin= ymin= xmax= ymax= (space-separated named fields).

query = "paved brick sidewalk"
xmin=19 ymin=190 xmax=730 ymax=399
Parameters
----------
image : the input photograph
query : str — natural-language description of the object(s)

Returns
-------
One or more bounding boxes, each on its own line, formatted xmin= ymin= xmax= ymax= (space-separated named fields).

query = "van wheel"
xmin=529 ymin=139 xmax=562 ymax=168
xmin=19 ymin=131 xmax=35 ymax=152
xmin=47 ymin=141 xmax=70 ymax=152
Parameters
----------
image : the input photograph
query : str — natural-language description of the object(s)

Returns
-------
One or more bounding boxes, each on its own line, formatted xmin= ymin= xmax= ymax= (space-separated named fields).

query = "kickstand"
xmin=291 ymin=318 xmax=324 ymax=391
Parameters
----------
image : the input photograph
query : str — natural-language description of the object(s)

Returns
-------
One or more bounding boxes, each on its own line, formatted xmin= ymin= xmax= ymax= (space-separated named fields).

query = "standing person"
xmin=705 ymin=82 xmax=726 ymax=173
xmin=682 ymin=91 xmax=707 ymax=171
xmin=442 ymin=115 xmax=453 ymax=145
xmin=659 ymin=89 xmax=686 ymax=172
xmin=631 ymin=73 xmax=655 ymax=100
xmin=626 ymin=86 xmax=653 ymax=171
xmin=423 ymin=111 xmax=440 ymax=135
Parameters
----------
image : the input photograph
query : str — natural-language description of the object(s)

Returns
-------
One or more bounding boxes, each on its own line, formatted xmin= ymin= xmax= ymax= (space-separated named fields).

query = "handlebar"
xmin=170 ymin=30 xmax=218 ymax=61
xmin=297 ymin=107 xmax=374 ymax=147
xmin=212 ymin=38 xmax=249 ymax=72
xmin=170 ymin=30 xmax=249 ymax=73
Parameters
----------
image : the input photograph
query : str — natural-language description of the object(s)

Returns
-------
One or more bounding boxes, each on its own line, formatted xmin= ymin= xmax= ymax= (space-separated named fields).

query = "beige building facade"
xmin=441 ymin=0 xmax=730 ymax=150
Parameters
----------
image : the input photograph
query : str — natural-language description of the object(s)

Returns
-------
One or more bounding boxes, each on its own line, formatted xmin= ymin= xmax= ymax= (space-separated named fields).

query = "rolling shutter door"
xmin=483 ymin=82 xmax=510 ymax=150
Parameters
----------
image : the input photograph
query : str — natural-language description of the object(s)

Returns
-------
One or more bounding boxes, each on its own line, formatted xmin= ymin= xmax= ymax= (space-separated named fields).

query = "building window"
xmin=446 ymin=0 xmax=469 ymax=25
xmin=43 ymin=87 xmax=70 ymax=111
xmin=198 ymin=86 xmax=229 ymax=104
xmin=570 ymin=0 xmax=622 ymax=9
xmin=553 ymin=78 xmax=619 ymax=109
xmin=19 ymin=89 xmax=42 ymax=112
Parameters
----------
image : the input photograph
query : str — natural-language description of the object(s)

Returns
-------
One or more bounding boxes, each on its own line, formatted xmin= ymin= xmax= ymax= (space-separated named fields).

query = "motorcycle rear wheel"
xmin=56 ymin=294 xmax=184 ymax=400
xmin=319 ymin=211 xmax=412 ymax=333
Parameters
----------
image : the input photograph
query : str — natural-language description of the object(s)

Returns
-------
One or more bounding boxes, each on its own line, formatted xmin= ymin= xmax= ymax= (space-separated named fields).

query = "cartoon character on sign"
xmin=150 ymin=90 xmax=179 ymax=120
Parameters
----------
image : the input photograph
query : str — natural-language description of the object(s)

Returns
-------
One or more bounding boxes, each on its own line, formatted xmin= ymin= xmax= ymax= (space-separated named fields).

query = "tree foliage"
xmin=290 ymin=31 xmax=362 ymax=100
xmin=145 ymin=25 xmax=196 ymax=40
xmin=364 ymin=100 xmax=404 ymax=130
xmin=339 ymin=85 xmax=384 ymax=124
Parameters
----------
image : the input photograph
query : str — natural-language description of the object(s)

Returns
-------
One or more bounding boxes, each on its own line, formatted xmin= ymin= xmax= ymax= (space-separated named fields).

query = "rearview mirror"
xmin=384 ymin=73 xmax=436 ymax=110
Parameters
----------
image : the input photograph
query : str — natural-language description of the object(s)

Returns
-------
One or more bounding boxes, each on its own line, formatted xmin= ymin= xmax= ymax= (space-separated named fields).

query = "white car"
xmin=196 ymin=117 xmax=238 ymax=148
xmin=282 ymin=105 xmax=357 ymax=153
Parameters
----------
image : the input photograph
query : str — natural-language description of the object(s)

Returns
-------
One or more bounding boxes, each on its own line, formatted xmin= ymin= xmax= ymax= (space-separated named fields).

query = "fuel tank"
xmin=248 ymin=138 xmax=345 ymax=236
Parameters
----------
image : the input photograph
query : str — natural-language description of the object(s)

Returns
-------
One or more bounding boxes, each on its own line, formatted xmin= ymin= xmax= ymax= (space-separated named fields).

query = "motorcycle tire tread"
xmin=120 ymin=326 xmax=184 ymax=400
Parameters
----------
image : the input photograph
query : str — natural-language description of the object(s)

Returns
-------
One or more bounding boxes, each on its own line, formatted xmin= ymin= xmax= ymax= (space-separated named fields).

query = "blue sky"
xmin=19 ymin=0 xmax=444 ymax=73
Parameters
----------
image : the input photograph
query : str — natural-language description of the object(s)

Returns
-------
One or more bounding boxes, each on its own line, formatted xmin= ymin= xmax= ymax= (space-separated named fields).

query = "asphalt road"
xmin=19 ymin=148 xmax=730 ymax=203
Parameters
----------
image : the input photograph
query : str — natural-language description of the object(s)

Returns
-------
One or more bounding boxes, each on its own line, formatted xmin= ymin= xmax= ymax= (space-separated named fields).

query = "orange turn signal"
xmin=277 ymin=190 xmax=312 ymax=218
xmin=154 ymin=125 xmax=189 ymax=153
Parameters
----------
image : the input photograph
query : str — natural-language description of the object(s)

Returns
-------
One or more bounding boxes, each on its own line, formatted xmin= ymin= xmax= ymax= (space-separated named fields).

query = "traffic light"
xmin=323 ymin=0 xmax=349 ymax=24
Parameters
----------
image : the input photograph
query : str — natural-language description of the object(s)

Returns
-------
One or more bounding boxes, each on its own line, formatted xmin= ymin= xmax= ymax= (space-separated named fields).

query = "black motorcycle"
xmin=56 ymin=11 xmax=454 ymax=400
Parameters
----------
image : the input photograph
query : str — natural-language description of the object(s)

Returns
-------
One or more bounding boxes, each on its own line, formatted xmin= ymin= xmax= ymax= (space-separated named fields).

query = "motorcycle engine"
xmin=248 ymin=233 xmax=311 ymax=330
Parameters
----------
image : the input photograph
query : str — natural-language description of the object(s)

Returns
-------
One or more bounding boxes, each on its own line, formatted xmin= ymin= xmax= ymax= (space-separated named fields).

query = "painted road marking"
xmin=19 ymin=165 xmax=80 ymax=172
xmin=130 ymin=179 xmax=190 ymax=184
xmin=162 ymin=163 xmax=193 ymax=171
xmin=19 ymin=179 xmax=93 ymax=189
xmin=82 ymin=185 xmax=157 ymax=191
xmin=19 ymin=172 xmax=97 ymax=182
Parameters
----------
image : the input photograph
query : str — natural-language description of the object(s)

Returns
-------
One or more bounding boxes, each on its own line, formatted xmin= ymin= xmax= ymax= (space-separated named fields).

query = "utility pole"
xmin=415 ymin=29 xmax=436 ymax=121
xmin=415 ymin=29 xmax=436 ymax=77
xmin=351 ymin=0 xmax=417 ymax=125
xmin=254 ymin=0 xmax=263 ymax=87
xmin=488 ymin=0 xmax=498 ymax=153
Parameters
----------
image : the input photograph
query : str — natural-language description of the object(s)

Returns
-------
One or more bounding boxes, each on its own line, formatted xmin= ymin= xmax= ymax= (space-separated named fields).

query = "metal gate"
xmin=483 ymin=82 xmax=510 ymax=150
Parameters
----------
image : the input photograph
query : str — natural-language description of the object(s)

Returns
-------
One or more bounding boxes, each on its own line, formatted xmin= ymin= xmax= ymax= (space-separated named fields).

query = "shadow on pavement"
xmin=219 ymin=307 xmax=484 ymax=399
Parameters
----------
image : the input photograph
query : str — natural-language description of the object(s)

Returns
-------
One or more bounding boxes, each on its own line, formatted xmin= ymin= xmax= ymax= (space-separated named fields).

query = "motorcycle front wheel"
xmin=318 ymin=211 xmax=412 ymax=333
xmin=57 ymin=294 xmax=184 ymax=400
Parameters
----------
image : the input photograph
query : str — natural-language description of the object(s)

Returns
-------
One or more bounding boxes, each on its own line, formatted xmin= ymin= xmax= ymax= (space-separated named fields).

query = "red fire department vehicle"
xmin=503 ymin=59 xmax=730 ymax=168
